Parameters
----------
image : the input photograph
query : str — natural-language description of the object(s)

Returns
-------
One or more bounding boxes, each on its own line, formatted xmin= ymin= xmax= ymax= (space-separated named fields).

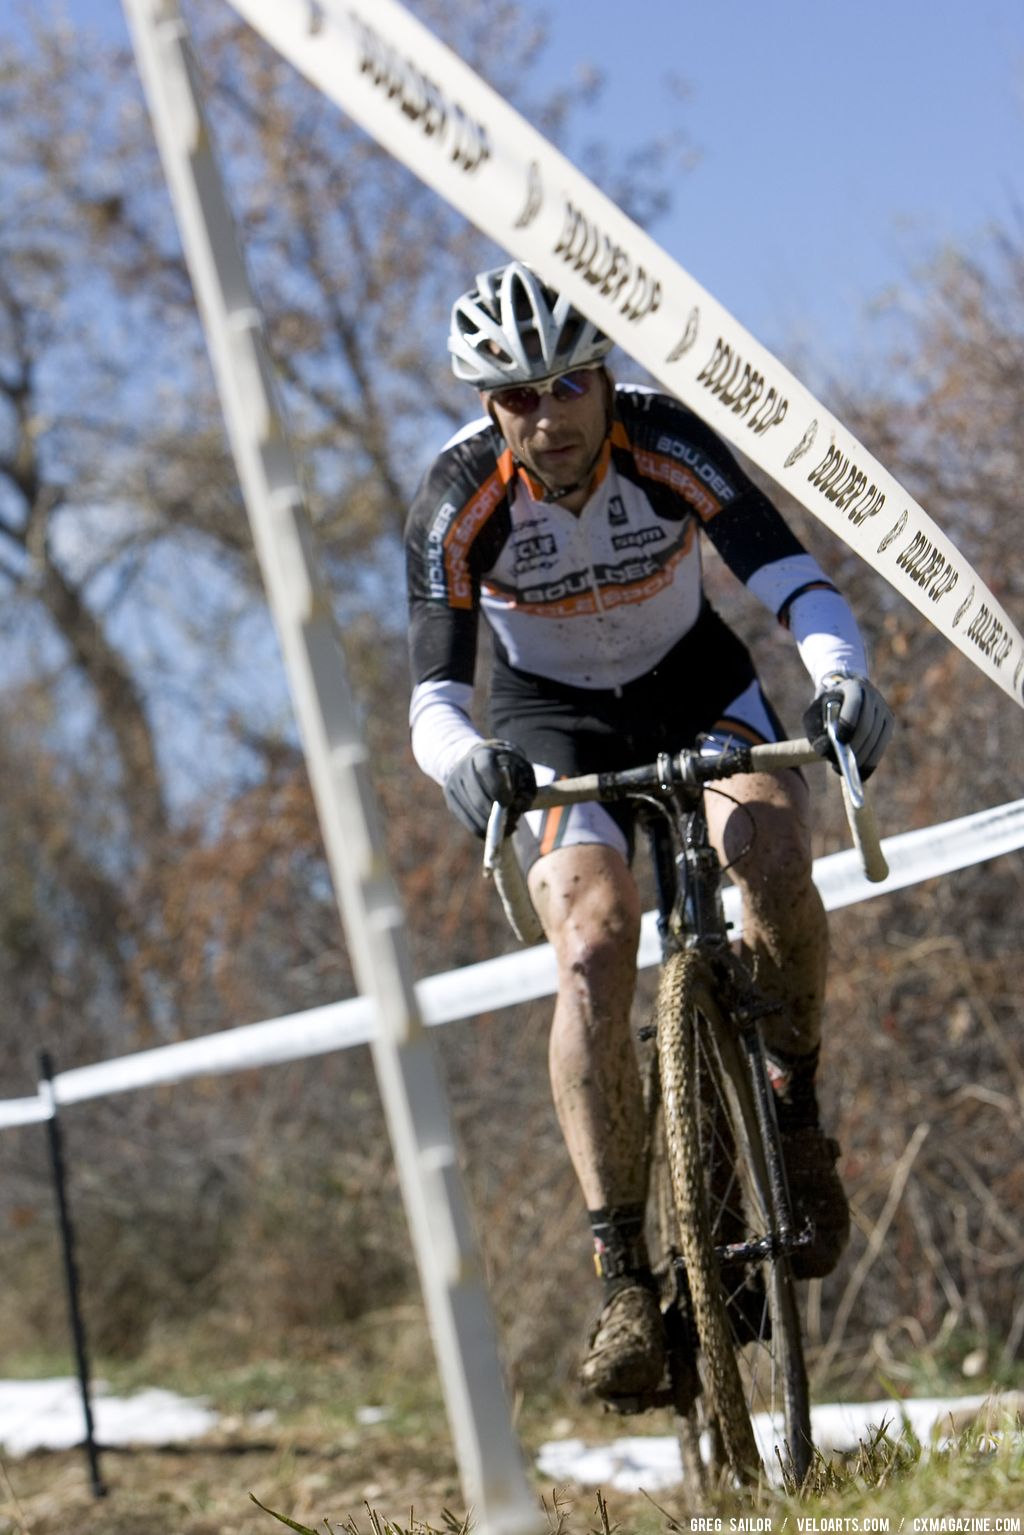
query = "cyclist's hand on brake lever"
xmin=803 ymin=672 xmax=893 ymax=780
xmin=443 ymin=739 xmax=536 ymax=838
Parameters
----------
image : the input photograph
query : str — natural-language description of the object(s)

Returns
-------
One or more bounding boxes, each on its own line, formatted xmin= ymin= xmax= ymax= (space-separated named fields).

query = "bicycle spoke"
xmin=653 ymin=950 xmax=813 ymax=1487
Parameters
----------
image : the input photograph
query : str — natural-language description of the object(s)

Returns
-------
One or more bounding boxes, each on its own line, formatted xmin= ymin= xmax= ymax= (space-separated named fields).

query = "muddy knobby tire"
xmin=656 ymin=950 xmax=761 ymax=1479
xmin=654 ymin=948 xmax=813 ymax=1485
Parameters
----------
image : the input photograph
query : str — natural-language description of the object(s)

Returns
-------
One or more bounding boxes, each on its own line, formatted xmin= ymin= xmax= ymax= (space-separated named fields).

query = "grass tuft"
xmin=249 ymin=1412 xmax=1023 ymax=1534
xmin=250 ymin=1491 xmax=473 ymax=1534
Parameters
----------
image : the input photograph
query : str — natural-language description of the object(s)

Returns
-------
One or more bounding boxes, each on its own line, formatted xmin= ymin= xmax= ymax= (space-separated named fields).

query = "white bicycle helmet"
xmin=449 ymin=261 xmax=612 ymax=388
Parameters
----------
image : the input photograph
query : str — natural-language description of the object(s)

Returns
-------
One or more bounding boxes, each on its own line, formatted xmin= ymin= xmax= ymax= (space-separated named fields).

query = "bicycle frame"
xmin=483 ymin=729 xmax=888 ymax=941
xmin=482 ymin=732 xmax=884 ymax=1482
xmin=638 ymin=781 xmax=806 ymax=1264
xmin=638 ymin=774 xmax=730 ymax=960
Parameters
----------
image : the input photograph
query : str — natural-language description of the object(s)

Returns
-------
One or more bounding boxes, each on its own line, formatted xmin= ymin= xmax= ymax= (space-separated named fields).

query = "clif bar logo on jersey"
xmin=513 ymin=533 xmax=558 ymax=577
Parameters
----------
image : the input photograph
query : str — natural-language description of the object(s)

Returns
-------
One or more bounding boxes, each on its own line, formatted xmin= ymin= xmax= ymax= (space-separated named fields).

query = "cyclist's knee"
xmin=709 ymin=774 xmax=812 ymax=892
xmin=529 ymin=844 xmax=640 ymax=980
xmin=559 ymin=908 xmax=639 ymax=992
xmin=742 ymin=823 xmax=814 ymax=895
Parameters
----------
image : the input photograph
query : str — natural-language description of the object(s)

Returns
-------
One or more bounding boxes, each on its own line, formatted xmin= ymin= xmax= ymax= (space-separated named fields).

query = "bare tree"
xmin=789 ymin=230 xmax=1024 ymax=1391
xmin=0 ymin=1 xmax=691 ymax=1367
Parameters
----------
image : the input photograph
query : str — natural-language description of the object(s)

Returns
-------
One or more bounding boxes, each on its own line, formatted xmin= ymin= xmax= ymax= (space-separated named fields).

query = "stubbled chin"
xmin=533 ymin=450 xmax=580 ymax=481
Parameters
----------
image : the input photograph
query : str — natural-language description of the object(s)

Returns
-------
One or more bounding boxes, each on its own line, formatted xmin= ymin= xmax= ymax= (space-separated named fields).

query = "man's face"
xmin=483 ymin=367 xmax=610 ymax=506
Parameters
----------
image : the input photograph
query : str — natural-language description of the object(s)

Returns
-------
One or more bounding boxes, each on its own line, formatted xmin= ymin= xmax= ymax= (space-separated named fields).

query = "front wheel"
xmin=654 ymin=950 xmax=813 ymax=1485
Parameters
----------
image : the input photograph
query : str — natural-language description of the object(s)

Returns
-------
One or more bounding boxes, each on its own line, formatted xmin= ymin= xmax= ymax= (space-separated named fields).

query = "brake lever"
xmin=825 ymin=699 xmax=889 ymax=882
xmin=483 ymin=800 xmax=509 ymax=878
xmin=825 ymin=700 xmax=865 ymax=810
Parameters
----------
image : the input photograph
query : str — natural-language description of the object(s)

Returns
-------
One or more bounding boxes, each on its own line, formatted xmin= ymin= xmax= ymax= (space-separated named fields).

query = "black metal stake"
xmin=38 ymin=1050 xmax=107 ymax=1499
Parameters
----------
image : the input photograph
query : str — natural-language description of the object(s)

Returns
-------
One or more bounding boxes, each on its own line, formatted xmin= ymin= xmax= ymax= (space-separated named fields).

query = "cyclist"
xmin=405 ymin=262 xmax=893 ymax=1408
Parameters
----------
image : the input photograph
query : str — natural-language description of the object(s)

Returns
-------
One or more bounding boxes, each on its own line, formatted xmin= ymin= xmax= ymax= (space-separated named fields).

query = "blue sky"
xmin=541 ymin=0 xmax=1024 ymax=381
xmin=10 ymin=0 xmax=1022 ymax=384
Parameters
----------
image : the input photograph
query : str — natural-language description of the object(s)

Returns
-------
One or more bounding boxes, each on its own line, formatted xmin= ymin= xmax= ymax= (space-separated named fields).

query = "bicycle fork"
xmin=733 ymin=1007 xmax=814 ymax=1267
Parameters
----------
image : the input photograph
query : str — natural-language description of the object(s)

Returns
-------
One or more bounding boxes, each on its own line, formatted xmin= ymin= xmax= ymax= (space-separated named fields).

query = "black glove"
xmin=443 ymin=739 xmax=537 ymax=838
xmin=803 ymin=672 xmax=893 ymax=780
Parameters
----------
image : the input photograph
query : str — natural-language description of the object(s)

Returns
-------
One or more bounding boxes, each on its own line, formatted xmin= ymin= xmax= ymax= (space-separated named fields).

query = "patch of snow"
xmin=0 ymin=1379 xmax=219 ymax=1456
xmin=536 ymin=1394 xmax=1001 ymax=1492
xmin=809 ymin=1394 xmax=993 ymax=1454
xmin=2 ymin=1378 xmax=1011 ymax=1487
xmin=537 ymin=1432 xmax=685 ymax=1492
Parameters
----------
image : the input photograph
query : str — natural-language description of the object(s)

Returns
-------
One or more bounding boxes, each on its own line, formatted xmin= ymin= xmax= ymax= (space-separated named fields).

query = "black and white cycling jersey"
xmin=406 ymin=385 xmax=865 ymax=786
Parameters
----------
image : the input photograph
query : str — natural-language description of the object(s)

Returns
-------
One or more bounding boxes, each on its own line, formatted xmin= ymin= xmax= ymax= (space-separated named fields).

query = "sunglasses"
xmin=488 ymin=367 xmax=600 ymax=418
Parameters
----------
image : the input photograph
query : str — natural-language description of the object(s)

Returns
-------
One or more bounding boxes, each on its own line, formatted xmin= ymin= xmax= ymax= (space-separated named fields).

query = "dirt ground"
xmin=0 ymin=1421 xmax=678 ymax=1535
xmin=3 ymin=1443 xmax=455 ymax=1535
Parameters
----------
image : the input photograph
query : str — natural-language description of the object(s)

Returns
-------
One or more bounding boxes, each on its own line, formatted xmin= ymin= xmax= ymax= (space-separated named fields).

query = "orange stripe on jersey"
xmin=632 ymin=447 xmax=722 ymax=522
xmin=442 ymin=469 xmax=506 ymax=611
xmin=711 ymin=716 xmax=770 ymax=746
xmin=539 ymin=804 xmax=567 ymax=857
xmin=516 ymin=462 xmax=547 ymax=501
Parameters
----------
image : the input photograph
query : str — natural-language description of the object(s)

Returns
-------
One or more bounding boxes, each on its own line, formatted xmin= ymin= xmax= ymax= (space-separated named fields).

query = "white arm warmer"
xmin=746 ymin=554 xmax=868 ymax=689
xmin=410 ymin=679 xmax=481 ymax=786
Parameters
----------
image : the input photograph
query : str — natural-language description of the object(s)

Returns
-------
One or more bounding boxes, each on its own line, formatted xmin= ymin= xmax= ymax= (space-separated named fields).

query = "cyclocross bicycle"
xmin=484 ymin=710 xmax=886 ymax=1488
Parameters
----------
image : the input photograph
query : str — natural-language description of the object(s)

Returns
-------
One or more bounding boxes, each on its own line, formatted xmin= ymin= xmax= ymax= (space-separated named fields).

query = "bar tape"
xmin=223 ymin=0 xmax=1023 ymax=706
xmin=1 ymin=797 xmax=1020 ymax=1128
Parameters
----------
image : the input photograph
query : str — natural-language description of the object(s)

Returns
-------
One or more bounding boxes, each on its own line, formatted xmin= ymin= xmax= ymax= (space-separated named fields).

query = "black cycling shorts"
xmin=488 ymin=603 xmax=789 ymax=861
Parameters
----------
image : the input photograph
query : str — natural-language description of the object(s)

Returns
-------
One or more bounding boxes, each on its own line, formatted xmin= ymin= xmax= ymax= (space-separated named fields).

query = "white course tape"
xmin=809 ymin=795 xmax=1024 ymax=913
xmin=0 ymin=799 xmax=1020 ymax=1129
xmin=0 ymin=1096 xmax=55 ymax=1128
xmin=224 ymin=0 xmax=1023 ymax=706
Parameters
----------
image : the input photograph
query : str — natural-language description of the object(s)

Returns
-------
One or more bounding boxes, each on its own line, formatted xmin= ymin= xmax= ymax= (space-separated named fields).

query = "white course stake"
xmin=120 ymin=3 xmax=541 ymax=1528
